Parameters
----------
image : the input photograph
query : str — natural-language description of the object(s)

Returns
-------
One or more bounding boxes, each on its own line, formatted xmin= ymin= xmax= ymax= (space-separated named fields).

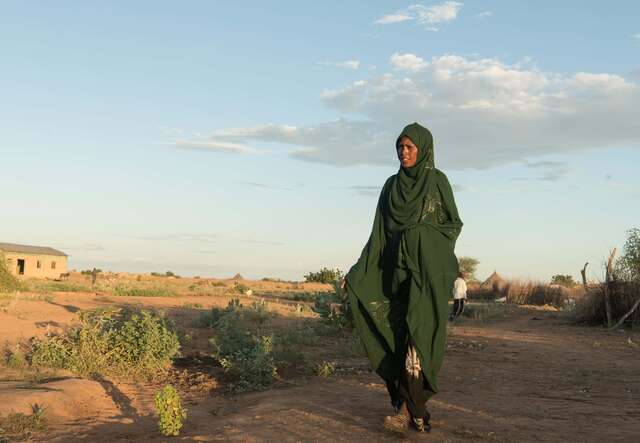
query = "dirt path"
xmin=2 ymin=294 xmax=639 ymax=442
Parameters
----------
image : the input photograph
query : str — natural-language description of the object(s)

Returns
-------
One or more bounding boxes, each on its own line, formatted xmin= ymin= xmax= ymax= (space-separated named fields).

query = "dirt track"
xmin=2 ymin=293 xmax=639 ymax=442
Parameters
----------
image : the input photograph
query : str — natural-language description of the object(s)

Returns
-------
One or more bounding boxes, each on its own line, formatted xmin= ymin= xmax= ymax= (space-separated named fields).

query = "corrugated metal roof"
xmin=0 ymin=242 xmax=68 ymax=257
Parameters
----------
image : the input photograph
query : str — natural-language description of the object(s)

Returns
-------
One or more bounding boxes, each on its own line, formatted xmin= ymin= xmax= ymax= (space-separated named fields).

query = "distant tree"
xmin=615 ymin=228 xmax=640 ymax=282
xmin=304 ymin=267 xmax=343 ymax=284
xmin=81 ymin=268 xmax=102 ymax=275
xmin=458 ymin=257 xmax=480 ymax=281
xmin=550 ymin=274 xmax=576 ymax=287
xmin=150 ymin=271 xmax=180 ymax=278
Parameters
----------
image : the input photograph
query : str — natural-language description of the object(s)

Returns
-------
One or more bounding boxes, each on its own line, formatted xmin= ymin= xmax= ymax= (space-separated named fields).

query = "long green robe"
xmin=345 ymin=123 xmax=462 ymax=398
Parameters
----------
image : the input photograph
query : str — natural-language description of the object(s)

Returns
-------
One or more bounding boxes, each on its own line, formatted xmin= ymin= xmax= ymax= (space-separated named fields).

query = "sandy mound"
xmin=0 ymin=378 xmax=119 ymax=421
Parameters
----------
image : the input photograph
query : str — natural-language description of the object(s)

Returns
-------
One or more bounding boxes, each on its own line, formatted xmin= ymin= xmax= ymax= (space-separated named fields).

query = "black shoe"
xmin=391 ymin=400 xmax=403 ymax=414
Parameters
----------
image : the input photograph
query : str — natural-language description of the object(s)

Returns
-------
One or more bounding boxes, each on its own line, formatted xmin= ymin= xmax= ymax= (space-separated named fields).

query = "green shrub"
xmin=0 ymin=254 xmax=22 ymax=293
xmin=29 ymin=307 xmax=180 ymax=379
xmin=550 ymin=274 xmax=576 ymax=287
xmin=5 ymin=347 xmax=28 ymax=369
xmin=112 ymin=285 xmax=174 ymax=297
xmin=304 ymin=267 xmax=343 ymax=284
xmin=271 ymin=326 xmax=317 ymax=372
xmin=246 ymin=299 xmax=270 ymax=324
xmin=81 ymin=268 xmax=102 ymax=275
xmin=616 ymin=228 xmax=640 ymax=282
xmin=154 ymin=385 xmax=187 ymax=436
xmin=312 ymin=283 xmax=352 ymax=330
xmin=458 ymin=256 xmax=480 ymax=282
xmin=207 ymin=299 xmax=277 ymax=393
xmin=217 ymin=335 xmax=277 ymax=393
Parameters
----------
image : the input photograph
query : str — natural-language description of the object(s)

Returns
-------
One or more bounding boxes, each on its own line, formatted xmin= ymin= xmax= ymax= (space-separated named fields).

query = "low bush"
xmin=4 ymin=346 xmax=28 ymax=369
xmin=29 ymin=307 xmax=180 ymax=379
xmin=206 ymin=299 xmax=277 ymax=393
xmin=0 ymin=255 xmax=23 ymax=293
xmin=80 ymin=268 xmax=102 ymax=275
xmin=0 ymin=404 xmax=46 ymax=441
xmin=550 ymin=274 xmax=576 ymax=287
xmin=31 ymin=282 xmax=91 ymax=293
xmin=112 ymin=285 xmax=175 ymax=297
xmin=155 ymin=385 xmax=187 ymax=436
xmin=151 ymin=271 xmax=180 ymax=278
xmin=312 ymin=283 xmax=352 ymax=330
xmin=304 ymin=267 xmax=343 ymax=284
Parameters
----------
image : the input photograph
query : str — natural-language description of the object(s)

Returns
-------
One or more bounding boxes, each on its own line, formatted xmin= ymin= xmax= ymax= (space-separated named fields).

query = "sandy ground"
xmin=1 ymin=289 xmax=639 ymax=443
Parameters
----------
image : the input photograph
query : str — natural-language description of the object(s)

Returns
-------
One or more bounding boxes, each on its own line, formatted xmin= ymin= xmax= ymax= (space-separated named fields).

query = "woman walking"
xmin=344 ymin=122 xmax=462 ymax=435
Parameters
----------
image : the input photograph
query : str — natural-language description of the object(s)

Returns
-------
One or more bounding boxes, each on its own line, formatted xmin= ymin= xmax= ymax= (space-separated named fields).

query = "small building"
xmin=0 ymin=242 xmax=68 ymax=279
xmin=481 ymin=271 xmax=507 ymax=292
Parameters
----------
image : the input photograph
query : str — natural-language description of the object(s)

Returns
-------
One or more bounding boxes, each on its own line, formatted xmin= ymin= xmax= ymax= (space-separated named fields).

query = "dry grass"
xmin=468 ymin=279 xmax=584 ymax=307
xmin=575 ymin=281 xmax=640 ymax=326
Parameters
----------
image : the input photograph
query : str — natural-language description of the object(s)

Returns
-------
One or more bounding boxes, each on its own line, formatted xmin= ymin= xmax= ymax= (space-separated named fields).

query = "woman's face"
xmin=396 ymin=136 xmax=419 ymax=168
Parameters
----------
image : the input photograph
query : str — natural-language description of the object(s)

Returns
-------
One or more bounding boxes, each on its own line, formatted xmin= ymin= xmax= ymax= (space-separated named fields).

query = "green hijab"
xmin=345 ymin=122 xmax=462 ymax=397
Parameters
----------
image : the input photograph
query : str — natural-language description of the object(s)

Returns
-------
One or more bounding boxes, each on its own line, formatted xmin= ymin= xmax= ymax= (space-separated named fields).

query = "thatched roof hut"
xmin=481 ymin=271 xmax=507 ymax=291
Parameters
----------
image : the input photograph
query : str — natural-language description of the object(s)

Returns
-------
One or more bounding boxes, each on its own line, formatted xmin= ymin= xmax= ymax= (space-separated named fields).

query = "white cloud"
xmin=317 ymin=60 xmax=361 ymax=70
xmin=159 ymin=126 xmax=184 ymax=136
xmin=390 ymin=53 xmax=429 ymax=72
xmin=633 ymin=33 xmax=640 ymax=40
xmin=570 ymin=72 xmax=635 ymax=92
xmin=172 ymin=140 xmax=255 ymax=154
xmin=243 ymin=182 xmax=293 ymax=191
xmin=196 ymin=119 xmax=392 ymax=166
xmin=513 ymin=161 xmax=571 ymax=182
xmin=475 ymin=11 xmax=492 ymax=19
xmin=374 ymin=14 xmax=412 ymax=24
xmin=189 ymin=54 xmax=638 ymax=169
xmin=374 ymin=2 xmax=463 ymax=31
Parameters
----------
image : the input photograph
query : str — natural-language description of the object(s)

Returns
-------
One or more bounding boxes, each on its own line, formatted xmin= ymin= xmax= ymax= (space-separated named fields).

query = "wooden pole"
xmin=580 ymin=262 xmax=589 ymax=291
xmin=604 ymin=249 xmax=617 ymax=328
xmin=610 ymin=297 xmax=640 ymax=330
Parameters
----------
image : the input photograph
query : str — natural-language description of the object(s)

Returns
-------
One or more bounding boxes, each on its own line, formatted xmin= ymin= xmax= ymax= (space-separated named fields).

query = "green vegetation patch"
xmin=29 ymin=307 xmax=180 ymax=379
xmin=155 ymin=385 xmax=187 ymax=436
xmin=0 ymin=255 xmax=23 ymax=293
xmin=112 ymin=284 xmax=175 ymax=297
xmin=204 ymin=299 xmax=278 ymax=393
xmin=304 ymin=267 xmax=343 ymax=284
xmin=31 ymin=282 xmax=91 ymax=293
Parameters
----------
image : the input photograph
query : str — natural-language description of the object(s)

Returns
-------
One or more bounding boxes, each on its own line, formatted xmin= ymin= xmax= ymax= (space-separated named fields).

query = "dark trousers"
xmin=450 ymin=299 xmax=465 ymax=321
xmin=386 ymin=367 xmax=430 ymax=419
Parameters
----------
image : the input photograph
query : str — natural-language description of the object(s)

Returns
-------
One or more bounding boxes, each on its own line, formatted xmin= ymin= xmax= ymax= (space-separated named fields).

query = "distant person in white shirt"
xmin=449 ymin=272 xmax=467 ymax=321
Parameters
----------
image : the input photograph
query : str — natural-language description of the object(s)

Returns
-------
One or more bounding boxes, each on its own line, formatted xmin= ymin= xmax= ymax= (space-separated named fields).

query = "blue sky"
xmin=2 ymin=1 xmax=639 ymax=281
